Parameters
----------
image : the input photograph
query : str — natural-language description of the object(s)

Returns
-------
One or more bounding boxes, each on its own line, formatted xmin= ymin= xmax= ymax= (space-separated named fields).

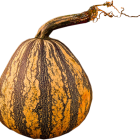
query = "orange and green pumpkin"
xmin=0 ymin=3 xmax=102 ymax=139
xmin=0 ymin=38 xmax=92 ymax=139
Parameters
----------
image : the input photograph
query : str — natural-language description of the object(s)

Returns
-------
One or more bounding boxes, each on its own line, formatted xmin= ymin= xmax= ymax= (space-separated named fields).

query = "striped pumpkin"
xmin=0 ymin=38 xmax=92 ymax=139
xmin=0 ymin=3 xmax=97 ymax=139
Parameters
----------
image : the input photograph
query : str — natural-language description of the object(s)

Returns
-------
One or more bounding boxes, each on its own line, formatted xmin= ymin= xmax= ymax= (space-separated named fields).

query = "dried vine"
xmin=34 ymin=0 xmax=140 ymax=39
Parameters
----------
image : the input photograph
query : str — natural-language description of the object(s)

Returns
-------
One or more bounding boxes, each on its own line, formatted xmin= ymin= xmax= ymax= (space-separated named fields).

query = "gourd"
xmin=0 ymin=1 xmax=137 ymax=139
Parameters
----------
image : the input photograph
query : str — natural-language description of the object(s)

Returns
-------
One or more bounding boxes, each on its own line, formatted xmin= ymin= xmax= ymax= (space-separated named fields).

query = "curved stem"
xmin=35 ymin=11 xmax=92 ymax=39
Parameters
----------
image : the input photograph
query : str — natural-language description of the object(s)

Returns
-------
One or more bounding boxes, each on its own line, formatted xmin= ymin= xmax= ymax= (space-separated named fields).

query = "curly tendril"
xmin=88 ymin=0 xmax=140 ymax=23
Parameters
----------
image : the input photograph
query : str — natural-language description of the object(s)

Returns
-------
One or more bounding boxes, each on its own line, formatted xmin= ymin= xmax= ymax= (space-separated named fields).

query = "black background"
xmin=0 ymin=0 xmax=140 ymax=140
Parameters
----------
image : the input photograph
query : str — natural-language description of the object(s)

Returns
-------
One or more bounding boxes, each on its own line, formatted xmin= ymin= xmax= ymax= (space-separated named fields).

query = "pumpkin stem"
xmin=35 ymin=1 xmax=139 ymax=39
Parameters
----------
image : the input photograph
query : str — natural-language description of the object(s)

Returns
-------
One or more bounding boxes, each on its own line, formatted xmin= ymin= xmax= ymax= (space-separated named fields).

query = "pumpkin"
xmin=0 ymin=37 xmax=92 ymax=139
xmin=0 ymin=8 xmax=93 ymax=140
xmin=0 ymin=1 xmax=115 ymax=139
